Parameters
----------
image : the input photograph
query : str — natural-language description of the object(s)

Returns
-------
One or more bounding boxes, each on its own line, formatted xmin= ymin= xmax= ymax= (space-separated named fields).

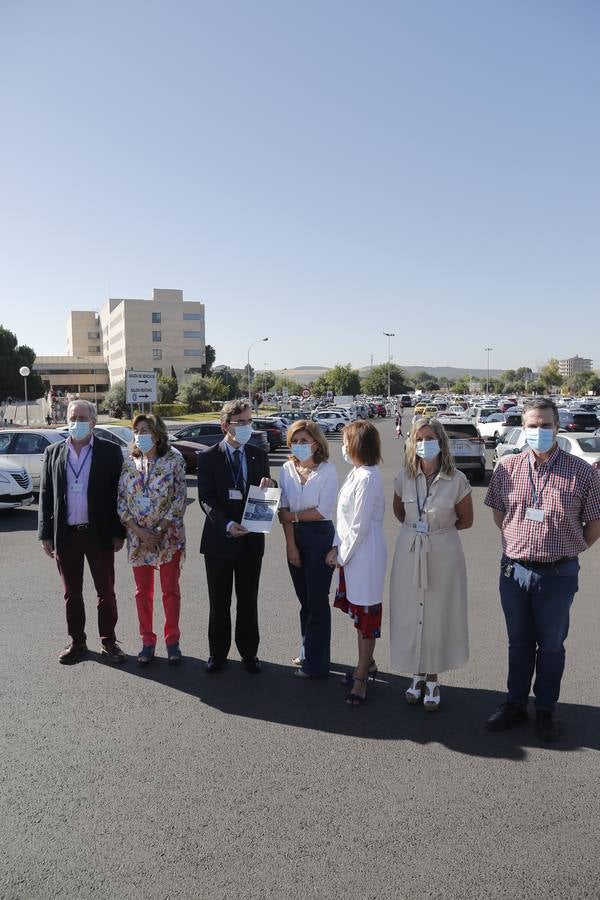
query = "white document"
xmin=241 ymin=486 xmax=281 ymax=534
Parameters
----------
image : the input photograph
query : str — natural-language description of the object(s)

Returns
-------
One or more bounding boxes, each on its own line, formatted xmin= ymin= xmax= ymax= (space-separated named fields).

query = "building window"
xmin=153 ymin=349 xmax=162 ymax=360
xmin=152 ymin=330 xmax=162 ymax=342
xmin=183 ymin=313 xmax=203 ymax=320
xmin=183 ymin=331 xmax=203 ymax=339
xmin=87 ymin=346 xmax=101 ymax=353
xmin=184 ymin=348 xmax=203 ymax=357
xmin=87 ymin=331 xmax=100 ymax=339
xmin=152 ymin=312 xmax=161 ymax=324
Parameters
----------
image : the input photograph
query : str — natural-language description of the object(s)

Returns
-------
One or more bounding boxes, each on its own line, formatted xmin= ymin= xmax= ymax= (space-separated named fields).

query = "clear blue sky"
xmin=1 ymin=0 xmax=598 ymax=374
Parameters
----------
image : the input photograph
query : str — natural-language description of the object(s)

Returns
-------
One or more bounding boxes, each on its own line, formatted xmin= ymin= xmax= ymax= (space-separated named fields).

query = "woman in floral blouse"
xmin=118 ymin=413 xmax=188 ymax=665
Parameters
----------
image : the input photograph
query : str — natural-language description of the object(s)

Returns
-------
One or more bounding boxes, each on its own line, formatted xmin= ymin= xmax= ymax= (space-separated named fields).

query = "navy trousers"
xmin=288 ymin=521 xmax=335 ymax=677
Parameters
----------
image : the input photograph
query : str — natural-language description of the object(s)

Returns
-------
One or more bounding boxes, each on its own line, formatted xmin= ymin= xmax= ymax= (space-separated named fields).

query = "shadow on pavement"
xmin=87 ymin=652 xmax=600 ymax=760
xmin=0 ymin=507 xmax=39 ymax=532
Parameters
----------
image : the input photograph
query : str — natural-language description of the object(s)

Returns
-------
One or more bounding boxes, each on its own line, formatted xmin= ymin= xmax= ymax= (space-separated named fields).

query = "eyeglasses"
xmin=230 ymin=418 xmax=253 ymax=425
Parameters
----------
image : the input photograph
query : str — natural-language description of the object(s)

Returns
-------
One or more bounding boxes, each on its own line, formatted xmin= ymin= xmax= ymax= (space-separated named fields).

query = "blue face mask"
xmin=232 ymin=423 xmax=253 ymax=445
xmin=525 ymin=427 xmax=555 ymax=453
xmin=291 ymin=443 xmax=313 ymax=462
xmin=416 ymin=439 xmax=440 ymax=460
xmin=134 ymin=433 xmax=154 ymax=454
xmin=69 ymin=420 xmax=91 ymax=441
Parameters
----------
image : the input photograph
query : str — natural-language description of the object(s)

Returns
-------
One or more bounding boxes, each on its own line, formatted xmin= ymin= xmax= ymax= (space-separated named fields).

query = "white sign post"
xmin=126 ymin=370 xmax=157 ymax=406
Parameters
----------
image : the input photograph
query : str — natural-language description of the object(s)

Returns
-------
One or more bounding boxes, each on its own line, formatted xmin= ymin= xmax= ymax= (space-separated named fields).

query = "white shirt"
xmin=334 ymin=465 xmax=387 ymax=605
xmin=279 ymin=460 xmax=338 ymax=520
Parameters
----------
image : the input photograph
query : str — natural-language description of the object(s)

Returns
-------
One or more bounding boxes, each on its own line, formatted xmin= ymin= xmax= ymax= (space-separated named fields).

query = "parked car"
xmin=477 ymin=412 xmax=522 ymax=445
xmin=400 ymin=395 xmax=412 ymax=408
xmin=169 ymin=439 xmax=210 ymax=473
xmin=0 ymin=459 xmax=34 ymax=510
xmin=374 ymin=403 xmax=387 ymax=417
xmin=556 ymin=433 xmax=600 ymax=467
xmin=170 ymin=421 xmax=270 ymax=453
xmin=57 ymin=425 xmax=132 ymax=460
xmin=492 ymin=427 xmax=525 ymax=468
xmin=558 ymin=409 xmax=600 ymax=433
xmin=310 ymin=410 xmax=350 ymax=432
xmin=437 ymin=418 xmax=486 ymax=482
xmin=0 ymin=428 xmax=65 ymax=490
xmin=251 ymin=417 xmax=285 ymax=451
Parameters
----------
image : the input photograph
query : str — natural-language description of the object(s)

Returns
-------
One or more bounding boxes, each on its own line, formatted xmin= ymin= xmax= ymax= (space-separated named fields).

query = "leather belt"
xmin=67 ymin=524 xmax=89 ymax=531
xmin=509 ymin=556 xmax=576 ymax=570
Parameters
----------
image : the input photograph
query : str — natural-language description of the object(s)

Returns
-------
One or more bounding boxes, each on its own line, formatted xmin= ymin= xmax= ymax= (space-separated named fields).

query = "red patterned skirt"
xmin=333 ymin=567 xmax=382 ymax=639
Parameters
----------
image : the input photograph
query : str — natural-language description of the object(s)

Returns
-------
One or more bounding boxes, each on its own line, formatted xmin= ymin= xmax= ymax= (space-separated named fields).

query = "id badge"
xmin=137 ymin=496 xmax=151 ymax=514
xmin=415 ymin=520 xmax=429 ymax=533
xmin=229 ymin=489 xmax=243 ymax=501
xmin=69 ymin=482 xmax=83 ymax=494
xmin=525 ymin=507 xmax=545 ymax=522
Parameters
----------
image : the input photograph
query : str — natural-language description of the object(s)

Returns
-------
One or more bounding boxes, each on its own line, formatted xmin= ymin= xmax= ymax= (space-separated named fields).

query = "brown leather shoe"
xmin=101 ymin=640 xmax=127 ymax=664
xmin=58 ymin=641 xmax=88 ymax=665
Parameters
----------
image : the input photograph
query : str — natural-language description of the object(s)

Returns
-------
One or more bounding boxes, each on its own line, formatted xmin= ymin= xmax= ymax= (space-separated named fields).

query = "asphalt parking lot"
xmin=1 ymin=413 xmax=599 ymax=899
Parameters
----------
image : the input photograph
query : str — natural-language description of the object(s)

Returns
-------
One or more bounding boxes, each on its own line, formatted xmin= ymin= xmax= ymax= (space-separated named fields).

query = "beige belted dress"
xmin=389 ymin=466 xmax=471 ymax=674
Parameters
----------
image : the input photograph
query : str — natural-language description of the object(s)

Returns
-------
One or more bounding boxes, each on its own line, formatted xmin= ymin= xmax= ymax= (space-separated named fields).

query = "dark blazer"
xmin=38 ymin=436 xmax=126 ymax=554
xmin=197 ymin=439 xmax=273 ymax=559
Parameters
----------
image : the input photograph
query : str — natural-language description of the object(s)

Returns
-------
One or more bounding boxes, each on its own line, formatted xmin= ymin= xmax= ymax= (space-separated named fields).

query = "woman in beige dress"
xmin=389 ymin=416 xmax=473 ymax=710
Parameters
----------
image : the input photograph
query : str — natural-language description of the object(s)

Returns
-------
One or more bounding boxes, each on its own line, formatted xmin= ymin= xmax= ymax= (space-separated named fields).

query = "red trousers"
xmin=133 ymin=551 xmax=182 ymax=647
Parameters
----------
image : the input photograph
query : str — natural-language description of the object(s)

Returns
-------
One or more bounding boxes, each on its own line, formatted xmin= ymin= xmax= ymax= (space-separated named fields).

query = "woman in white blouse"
xmin=327 ymin=421 xmax=387 ymax=706
xmin=279 ymin=421 xmax=339 ymax=678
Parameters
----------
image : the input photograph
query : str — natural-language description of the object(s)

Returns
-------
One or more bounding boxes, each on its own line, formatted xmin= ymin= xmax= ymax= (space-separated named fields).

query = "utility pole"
xmin=383 ymin=332 xmax=395 ymax=399
xmin=484 ymin=347 xmax=493 ymax=395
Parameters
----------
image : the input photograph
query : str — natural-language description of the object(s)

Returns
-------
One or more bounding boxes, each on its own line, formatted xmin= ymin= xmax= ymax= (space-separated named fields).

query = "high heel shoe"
xmin=405 ymin=674 xmax=426 ymax=704
xmin=423 ymin=681 xmax=441 ymax=711
xmin=346 ymin=676 xmax=367 ymax=706
xmin=342 ymin=661 xmax=378 ymax=685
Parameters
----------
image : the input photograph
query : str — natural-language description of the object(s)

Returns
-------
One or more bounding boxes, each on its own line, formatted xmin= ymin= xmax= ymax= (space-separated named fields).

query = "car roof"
xmin=0 ymin=428 xmax=65 ymax=441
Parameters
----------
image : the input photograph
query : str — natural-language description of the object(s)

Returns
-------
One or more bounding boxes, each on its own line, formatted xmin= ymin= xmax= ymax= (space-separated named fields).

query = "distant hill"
xmin=272 ymin=365 xmax=502 ymax=383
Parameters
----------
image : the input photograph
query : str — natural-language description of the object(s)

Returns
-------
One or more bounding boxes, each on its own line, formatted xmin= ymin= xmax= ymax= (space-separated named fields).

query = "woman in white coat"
xmin=327 ymin=421 xmax=387 ymax=706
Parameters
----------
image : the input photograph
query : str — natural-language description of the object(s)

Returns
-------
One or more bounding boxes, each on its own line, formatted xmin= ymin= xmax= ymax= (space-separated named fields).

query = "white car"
xmin=57 ymin=425 xmax=132 ymax=459
xmin=0 ymin=429 xmax=65 ymax=490
xmin=0 ymin=459 xmax=34 ymax=509
xmin=477 ymin=412 xmax=522 ymax=445
xmin=311 ymin=410 xmax=349 ymax=432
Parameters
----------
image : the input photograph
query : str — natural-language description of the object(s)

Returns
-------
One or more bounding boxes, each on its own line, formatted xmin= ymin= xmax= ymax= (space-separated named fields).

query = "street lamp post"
xmin=484 ymin=347 xmax=493 ymax=396
xmin=247 ymin=337 xmax=268 ymax=404
xmin=19 ymin=366 xmax=30 ymax=426
xmin=383 ymin=332 xmax=395 ymax=400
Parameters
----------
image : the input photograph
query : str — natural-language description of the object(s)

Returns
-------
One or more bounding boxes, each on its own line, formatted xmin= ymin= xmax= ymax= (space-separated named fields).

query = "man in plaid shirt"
xmin=484 ymin=397 xmax=600 ymax=741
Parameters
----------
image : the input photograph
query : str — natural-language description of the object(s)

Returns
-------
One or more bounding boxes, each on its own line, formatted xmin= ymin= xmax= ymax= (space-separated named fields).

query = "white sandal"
xmin=405 ymin=675 xmax=426 ymax=705
xmin=423 ymin=681 xmax=441 ymax=711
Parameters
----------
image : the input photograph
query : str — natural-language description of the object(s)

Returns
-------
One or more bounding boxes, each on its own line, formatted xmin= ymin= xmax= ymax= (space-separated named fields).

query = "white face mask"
xmin=341 ymin=445 xmax=353 ymax=465
xmin=134 ymin=433 xmax=154 ymax=454
xmin=291 ymin=443 xmax=313 ymax=462
xmin=232 ymin=423 xmax=252 ymax=445
xmin=68 ymin=420 xmax=91 ymax=441
xmin=416 ymin=439 xmax=440 ymax=460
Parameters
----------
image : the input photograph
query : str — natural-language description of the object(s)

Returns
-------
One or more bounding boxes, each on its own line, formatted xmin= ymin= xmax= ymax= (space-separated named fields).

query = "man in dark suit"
xmin=197 ymin=399 xmax=276 ymax=673
xmin=38 ymin=399 xmax=127 ymax=665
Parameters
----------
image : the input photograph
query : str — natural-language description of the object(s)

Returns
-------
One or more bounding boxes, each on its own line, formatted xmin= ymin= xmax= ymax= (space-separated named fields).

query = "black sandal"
xmin=346 ymin=676 xmax=367 ymax=706
xmin=342 ymin=661 xmax=377 ymax=685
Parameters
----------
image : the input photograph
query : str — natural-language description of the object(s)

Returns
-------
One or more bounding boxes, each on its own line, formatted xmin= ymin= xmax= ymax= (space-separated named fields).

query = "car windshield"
xmin=576 ymin=437 xmax=600 ymax=452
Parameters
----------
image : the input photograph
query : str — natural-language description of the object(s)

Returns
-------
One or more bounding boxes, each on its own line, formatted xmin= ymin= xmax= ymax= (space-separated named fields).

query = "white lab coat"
xmin=335 ymin=465 xmax=387 ymax=606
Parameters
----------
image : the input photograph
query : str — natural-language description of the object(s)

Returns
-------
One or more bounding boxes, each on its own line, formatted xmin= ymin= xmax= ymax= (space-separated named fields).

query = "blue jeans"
xmin=499 ymin=556 xmax=579 ymax=712
xmin=288 ymin=521 xmax=335 ymax=677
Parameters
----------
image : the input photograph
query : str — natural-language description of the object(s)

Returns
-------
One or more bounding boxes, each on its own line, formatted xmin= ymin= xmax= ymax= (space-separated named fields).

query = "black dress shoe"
xmin=242 ymin=657 xmax=262 ymax=674
xmin=485 ymin=702 xmax=528 ymax=732
xmin=58 ymin=641 xmax=88 ymax=665
xmin=206 ymin=656 xmax=226 ymax=673
xmin=101 ymin=640 xmax=127 ymax=664
xmin=536 ymin=710 xmax=560 ymax=742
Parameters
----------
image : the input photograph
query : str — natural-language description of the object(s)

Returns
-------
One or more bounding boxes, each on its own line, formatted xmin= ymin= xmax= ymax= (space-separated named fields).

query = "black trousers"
xmin=204 ymin=544 xmax=262 ymax=660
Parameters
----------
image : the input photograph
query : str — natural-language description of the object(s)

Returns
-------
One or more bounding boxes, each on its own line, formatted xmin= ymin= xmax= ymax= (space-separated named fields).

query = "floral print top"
xmin=117 ymin=449 xmax=187 ymax=567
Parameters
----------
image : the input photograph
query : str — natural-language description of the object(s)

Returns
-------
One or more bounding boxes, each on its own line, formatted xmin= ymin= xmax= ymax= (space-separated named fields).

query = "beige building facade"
xmin=98 ymin=288 xmax=205 ymax=385
xmin=558 ymin=355 xmax=592 ymax=378
xmin=33 ymin=356 xmax=110 ymax=406
xmin=66 ymin=311 xmax=103 ymax=358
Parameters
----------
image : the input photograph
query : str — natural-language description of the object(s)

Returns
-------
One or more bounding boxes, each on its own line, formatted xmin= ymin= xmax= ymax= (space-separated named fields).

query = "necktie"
xmin=232 ymin=449 xmax=242 ymax=484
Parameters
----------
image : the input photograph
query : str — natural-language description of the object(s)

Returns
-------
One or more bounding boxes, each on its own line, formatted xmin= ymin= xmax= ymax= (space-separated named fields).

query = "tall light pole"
xmin=383 ymin=332 xmax=395 ymax=400
xmin=247 ymin=337 xmax=268 ymax=403
xmin=19 ymin=366 xmax=30 ymax=426
xmin=484 ymin=347 xmax=493 ymax=396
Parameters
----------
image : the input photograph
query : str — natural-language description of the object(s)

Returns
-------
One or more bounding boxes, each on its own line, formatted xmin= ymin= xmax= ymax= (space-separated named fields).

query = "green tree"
xmin=251 ymin=370 xmax=276 ymax=392
xmin=328 ymin=363 xmax=361 ymax=396
xmin=202 ymin=344 xmax=216 ymax=375
xmin=310 ymin=374 xmax=332 ymax=397
xmin=177 ymin=375 xmax=227 ymax=410
xmin=451 ymin=376 xmax=471 ymax=394
xmin=565 ymin=371 xmax=600 ymax=396
xmin=215 ymin=367 xmax=240 ymax=400
xmin=105 ymin=380 xmax=127 ymax=417
xmin=0 ymin=325 xmax=45 ymax=401
xmin=361 ymin=364 xmax=410 ymax=396
xmin=157 ymin=374 xmax=178 ymax=403
xmin=538 ymin=359 xmax=563 ymax=391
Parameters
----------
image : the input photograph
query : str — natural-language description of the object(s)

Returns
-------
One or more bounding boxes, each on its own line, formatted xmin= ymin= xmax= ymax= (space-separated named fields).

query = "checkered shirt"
xmin=485 ymin=444 xmax=600 ymax=561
